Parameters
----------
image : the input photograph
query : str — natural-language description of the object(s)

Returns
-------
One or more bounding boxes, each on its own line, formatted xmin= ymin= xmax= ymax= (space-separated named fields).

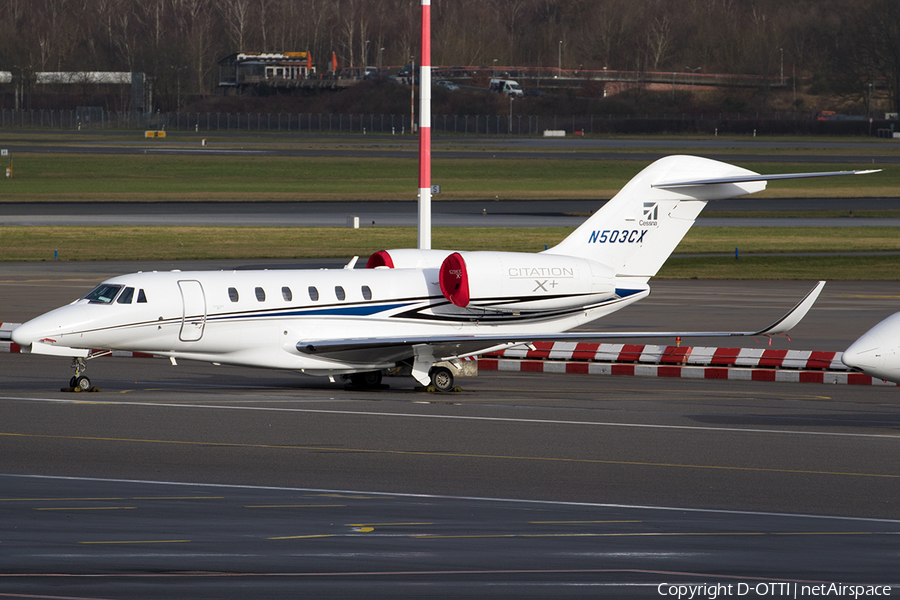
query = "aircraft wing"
xmin=298 ymin=282 xmax=825 ymax=364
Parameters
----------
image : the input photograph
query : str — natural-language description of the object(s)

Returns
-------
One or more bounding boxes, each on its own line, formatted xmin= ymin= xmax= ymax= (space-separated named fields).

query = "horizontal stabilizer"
xmin=653 ymin=170 xmax=880 ymax=188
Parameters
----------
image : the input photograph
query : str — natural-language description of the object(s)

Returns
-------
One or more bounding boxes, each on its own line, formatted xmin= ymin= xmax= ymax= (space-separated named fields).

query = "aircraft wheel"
xmin=350 ymin=371 xmax=382 ymax=388
xmin=69 ymin=376 xmax=78 ymax=388
xmin=429 ymin=366 xmax=454 ymax=392
xmin=73 ymin=376 xmax=92 ymax=392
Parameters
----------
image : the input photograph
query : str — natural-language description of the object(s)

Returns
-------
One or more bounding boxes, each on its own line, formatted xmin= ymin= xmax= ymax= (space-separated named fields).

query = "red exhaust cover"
xmin=439 ymin=252 xmax=470 ymax=307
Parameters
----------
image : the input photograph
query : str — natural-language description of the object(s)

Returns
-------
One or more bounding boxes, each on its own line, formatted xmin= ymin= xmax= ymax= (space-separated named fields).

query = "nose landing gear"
xmin=65 ymin=357 xmax=97 ymax=392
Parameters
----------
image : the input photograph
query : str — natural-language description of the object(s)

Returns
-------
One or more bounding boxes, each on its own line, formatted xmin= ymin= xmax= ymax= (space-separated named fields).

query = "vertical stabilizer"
xmin=543 ymin=156 xmax=765 ymax=280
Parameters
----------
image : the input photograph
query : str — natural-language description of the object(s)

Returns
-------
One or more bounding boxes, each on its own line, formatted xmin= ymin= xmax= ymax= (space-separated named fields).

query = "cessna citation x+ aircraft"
xmin=12 ymin=156 xmax=875 ymax=391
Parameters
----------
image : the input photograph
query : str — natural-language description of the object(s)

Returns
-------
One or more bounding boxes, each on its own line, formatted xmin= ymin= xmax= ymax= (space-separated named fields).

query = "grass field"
xmin=3 ymin=225 xmax=899 ymax=279
xmin=0 ymin=153 xmax=896 ymax=201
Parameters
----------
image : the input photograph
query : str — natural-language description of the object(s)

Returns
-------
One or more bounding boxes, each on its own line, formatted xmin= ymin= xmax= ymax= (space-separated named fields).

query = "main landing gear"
xmin=344 ymin=370 xmax=385 ymax=389
xmin=342 ymin=366 xmax=456 ymax=392
xmin=428 ymin=366 xmax=455 ymax=393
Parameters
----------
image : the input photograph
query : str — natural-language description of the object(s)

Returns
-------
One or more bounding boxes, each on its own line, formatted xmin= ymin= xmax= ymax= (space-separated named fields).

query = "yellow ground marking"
xmin=35 ymin=506 xmax=136 ymax=511
xmin=412 ymin=531 xmax=877 ymax=539
xmin=0 ymin=497 xmax=124 ymax=502
xmin=244 ymin=504 xmax=345 ymax=508
xmin=2 ymin=431 xmax=897 ymax=479
xmin=346 ymin=523 xmax=433 ymax=527
xmin=2 ymin=496 xmax=222 ymax=502
xmin=354 ymin=527 xmax=375 ymax=533
xmin=268 ymin=534 xmax=334 ymax=540
xmin=80 ymin=539 xmax=191 ymax=544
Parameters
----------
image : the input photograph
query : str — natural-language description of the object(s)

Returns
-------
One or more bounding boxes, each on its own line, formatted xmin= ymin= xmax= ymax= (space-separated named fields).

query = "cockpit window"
xmin=116 ymin=287 xmax=135 ymax=304
xmin=137 ymin=289 xmax=148 ymax=303
xmin=83 ymin=284 xmax=122 ymax=304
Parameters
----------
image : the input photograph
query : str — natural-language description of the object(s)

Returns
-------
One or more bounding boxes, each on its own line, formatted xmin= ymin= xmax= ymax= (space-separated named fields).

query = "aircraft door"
xmin=178 ymin=280 xmax=207 ymax=341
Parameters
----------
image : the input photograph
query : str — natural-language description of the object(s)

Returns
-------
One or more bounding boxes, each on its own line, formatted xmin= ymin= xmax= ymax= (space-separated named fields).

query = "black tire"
xmin=350 ymin=371 xmax=382 ymax=388
xmin=361 ymin=371 xmax=383 ymax=387
xmin=74 ymin=376 xmax=91 ymax=392
xmin=69 ymin=376 xmax=78 ymax=388
xmin=429 ymin=366 xmax=454 ymax=392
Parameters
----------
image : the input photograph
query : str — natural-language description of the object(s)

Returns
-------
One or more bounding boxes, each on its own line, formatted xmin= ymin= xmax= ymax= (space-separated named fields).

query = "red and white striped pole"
xmin=417 ymin=0 xmax=432 ymax=250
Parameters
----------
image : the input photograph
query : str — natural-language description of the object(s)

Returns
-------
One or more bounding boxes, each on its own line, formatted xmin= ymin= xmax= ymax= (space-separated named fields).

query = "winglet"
xmin=750 ymin=281 xmax=826 ymax=336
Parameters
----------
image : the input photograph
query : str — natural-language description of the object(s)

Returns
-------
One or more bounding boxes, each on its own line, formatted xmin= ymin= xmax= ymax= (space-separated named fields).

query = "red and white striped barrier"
xmin=0 ymin=322 xmax=20 ymax=341
xmin=484 ymin=342 xmax=847 ymax=371
xmin=478 ymin=342 xmax=897 ymax=386
xmin=477 ymin=358 xmax=896 ymax=386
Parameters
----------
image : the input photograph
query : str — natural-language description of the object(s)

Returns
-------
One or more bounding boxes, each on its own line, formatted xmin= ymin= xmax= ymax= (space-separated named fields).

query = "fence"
xmin=0 ymin=108 xmax=887 ymax=136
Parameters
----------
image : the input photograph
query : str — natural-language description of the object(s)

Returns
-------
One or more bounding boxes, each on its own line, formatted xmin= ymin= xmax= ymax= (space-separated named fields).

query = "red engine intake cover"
xmin=439 ymin=252 xmax=470 ymax=307
xmin=366 ymin=250 xmax=394 ymax=269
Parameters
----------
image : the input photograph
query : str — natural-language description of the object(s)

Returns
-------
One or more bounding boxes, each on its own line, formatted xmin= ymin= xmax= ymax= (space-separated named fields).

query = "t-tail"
xmin=543 ymin=155 xmax=879 ymax=283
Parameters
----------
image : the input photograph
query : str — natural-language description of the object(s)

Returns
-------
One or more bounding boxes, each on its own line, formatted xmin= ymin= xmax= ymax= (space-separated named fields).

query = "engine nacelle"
xmin=366 ymin=249 xmax=456 ymax=269
xmin=439 ymin=251 xmax=616 ymax=312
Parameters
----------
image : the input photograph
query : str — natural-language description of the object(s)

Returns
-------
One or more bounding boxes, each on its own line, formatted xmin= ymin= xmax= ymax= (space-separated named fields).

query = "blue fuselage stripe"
xmin=208 ymin=302 xmax=416 ymax=322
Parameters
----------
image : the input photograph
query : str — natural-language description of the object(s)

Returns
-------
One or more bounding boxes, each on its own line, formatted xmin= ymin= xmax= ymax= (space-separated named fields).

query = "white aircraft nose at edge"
xmin=11 ymin=155 xmax=877 ymax=391
xmin=842 ymin=312 xmax=900 ymax=383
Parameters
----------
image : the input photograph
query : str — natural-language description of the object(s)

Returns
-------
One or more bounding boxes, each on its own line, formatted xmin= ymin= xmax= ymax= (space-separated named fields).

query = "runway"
xmin=5 ymin=132 xmax=900 ymax=165
xmin=2 ymin=361 xmax=899 ymax=597
xmin=1 ymin=199 xmax=898 ymax=229
xmin=1 ymin=262 xmax=899 ymax=597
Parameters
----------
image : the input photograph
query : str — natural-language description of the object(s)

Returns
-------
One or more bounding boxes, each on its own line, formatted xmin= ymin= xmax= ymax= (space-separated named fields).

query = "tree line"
xmin=1 ymin=0 xmax=898 ymax=112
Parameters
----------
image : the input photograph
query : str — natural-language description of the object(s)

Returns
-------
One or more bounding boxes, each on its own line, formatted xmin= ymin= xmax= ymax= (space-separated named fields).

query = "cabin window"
xmin=228 ymin=287 xmax=239 ymax=302
xmin=282 ymin=286 xmax=292 ymax=301
xmin=362 ymin=286 xmax=372 ymax=300
xmin=308 ymin=286 xmax=319 ymax=301
xmin=255 ymin=287 xmax=266 ymax=302
xmin=83 ymin=284 xmax=122 ymax=305
xmin=335 ymin=286 xmax=346 ymax=301
xmin=116 ymin=287 xmax=135 ymax=304
xmin=137 ymin=289 xmax=148 ymax=303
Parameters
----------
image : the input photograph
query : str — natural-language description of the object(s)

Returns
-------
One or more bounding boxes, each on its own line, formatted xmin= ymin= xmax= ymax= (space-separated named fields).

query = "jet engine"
xmin=366 ymin=249 xmax=455 ymax=269
xmin=439 ymin=251 xmax=616 ymax=313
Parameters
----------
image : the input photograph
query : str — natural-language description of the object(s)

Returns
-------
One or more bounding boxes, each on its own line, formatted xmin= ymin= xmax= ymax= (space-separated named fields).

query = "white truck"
xmin=489 ymin=78 xmax=523 ymax=97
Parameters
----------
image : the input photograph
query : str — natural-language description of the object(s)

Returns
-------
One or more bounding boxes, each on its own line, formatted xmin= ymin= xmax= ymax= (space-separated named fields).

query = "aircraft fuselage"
xmin=12 ymin=267 xmax=648 ymax=374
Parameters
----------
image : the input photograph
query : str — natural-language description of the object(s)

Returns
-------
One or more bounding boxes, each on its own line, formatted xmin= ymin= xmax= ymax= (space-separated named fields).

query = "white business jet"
xmin=841 ymin=313 xmax=900 ymax=383
xmin=12 ymin=155 xmax=875 ymax=391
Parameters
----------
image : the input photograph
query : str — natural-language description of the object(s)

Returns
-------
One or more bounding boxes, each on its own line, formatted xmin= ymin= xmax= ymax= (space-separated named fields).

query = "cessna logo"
xmin=640 ymin=202 xmax=659 ymax=226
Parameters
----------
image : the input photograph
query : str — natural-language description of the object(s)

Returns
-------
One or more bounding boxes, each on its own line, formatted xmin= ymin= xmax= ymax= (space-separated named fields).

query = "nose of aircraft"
xmin=840 ymin=331 xmax=884 ymax=372
xmin=10 ymin=304 xmax=88 ymax=347
xmin=11 ymin=320 xmax=38 ymax=346
xmin=840 ymin=311 xmax=900 ymax=382
xmin=10 ymin=323 xmax=34 ymax=346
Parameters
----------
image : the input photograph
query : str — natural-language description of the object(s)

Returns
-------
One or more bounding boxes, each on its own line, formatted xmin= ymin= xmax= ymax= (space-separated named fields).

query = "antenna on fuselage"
xmin=417 ymin=0 xmax=432 ymax=250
